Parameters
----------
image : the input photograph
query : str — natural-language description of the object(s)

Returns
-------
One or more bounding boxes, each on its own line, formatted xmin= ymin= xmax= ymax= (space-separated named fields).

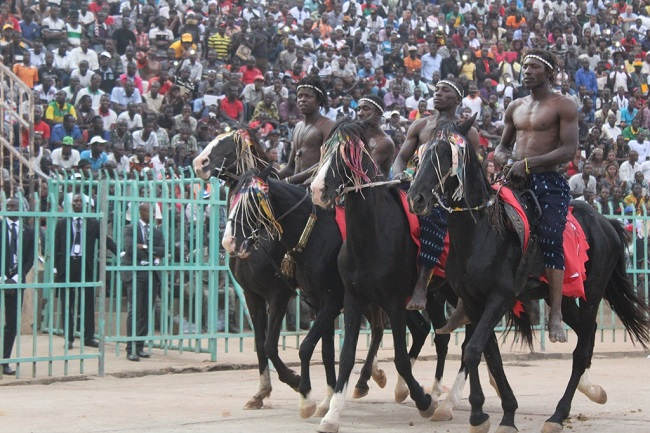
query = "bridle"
xmin=425 ymin=129 xmax=497 ymax=214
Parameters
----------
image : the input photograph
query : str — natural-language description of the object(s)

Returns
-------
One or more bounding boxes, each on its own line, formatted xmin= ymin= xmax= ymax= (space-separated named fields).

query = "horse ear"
xmin=457 ymin=114 xmax=477 ymax=137
xmin=259 ymin=165 xmax=275 ymax=181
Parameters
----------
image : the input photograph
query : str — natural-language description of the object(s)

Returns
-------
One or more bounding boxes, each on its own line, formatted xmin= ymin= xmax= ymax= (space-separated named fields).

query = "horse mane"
xmin=230 ymin=169 xmax=283 ymax=241
xmin=234 ymin=128 xmax=271 ymax=174
xmin=321 ymin=120 xmax=378 ymax=188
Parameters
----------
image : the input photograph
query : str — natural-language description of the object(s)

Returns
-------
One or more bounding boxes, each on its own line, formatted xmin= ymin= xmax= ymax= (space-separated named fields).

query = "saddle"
xmin=495 ymin=185 xmax=590 ymax=303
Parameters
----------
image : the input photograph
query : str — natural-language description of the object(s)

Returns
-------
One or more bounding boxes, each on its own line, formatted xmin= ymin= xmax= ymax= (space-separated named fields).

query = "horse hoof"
xmin=541 ymin=421 xmax=563 ymax=433
xmin=495 ymin=426 xmax=518 ymax=433
xmin=418 ymin=396 xmax=437 ymax=418
xmin=243 ymin=396 xmax=264 ymax=410
xmin=431 ymin=404 xmax=454 ymax=422
xmin=300 ymin=400 xmax=317 ymax=419
xmin=579 ymin=384 xmax=608 ymax=404
xmin=469 ymin=419 xmax=490 ymax=433
xmin=352 ymin=386 xmax=369 ymax=399
xmin=314 ymin=404 xmax=329 ymax=418
xmin=394 ymin=388 xmax=409 ymax=403
xmin=317 ymin=421 xmax=339 ymax=433
xmin=372 ymin=369 xmax=387 ymax=388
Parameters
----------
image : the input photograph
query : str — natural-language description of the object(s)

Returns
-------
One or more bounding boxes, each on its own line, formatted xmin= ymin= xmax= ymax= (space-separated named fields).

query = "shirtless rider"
xmin=393 ymin=78 xmax=480 ymax=314
xmin=278 ymin=76 xmax=335 ymax=184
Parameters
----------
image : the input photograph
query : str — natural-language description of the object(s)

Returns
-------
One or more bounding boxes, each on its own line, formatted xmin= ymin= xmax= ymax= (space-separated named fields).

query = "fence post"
xmin=98 ymin=178 xmax=108 ymax=377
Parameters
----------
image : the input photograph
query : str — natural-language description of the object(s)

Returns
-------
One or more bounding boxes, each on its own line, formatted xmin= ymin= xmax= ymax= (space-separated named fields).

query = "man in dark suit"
xmin=54 ymin=194 xmax=117 ymax=350
xmin=122 ymin=202 xmax=166 ymax=362
xmin=1 ymin=198 xmax=35 ymax=376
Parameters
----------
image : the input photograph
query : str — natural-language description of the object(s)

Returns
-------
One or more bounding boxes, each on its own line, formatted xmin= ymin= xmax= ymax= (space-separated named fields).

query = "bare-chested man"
xmin=393 ymin=78 xmax=480 ymax=312
xmin=278 ymin=77 xmax=335 ymax=184
xmin=356 ymin=94 xmax=395 ymax=177
xmin=495 ymin=49 xmax=577 ymax=343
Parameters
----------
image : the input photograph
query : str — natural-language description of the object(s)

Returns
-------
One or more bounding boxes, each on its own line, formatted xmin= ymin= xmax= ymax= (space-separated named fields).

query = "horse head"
xmin=408 ymin=114 xmax=476 ymax=215
xmin=192 ymin=129 xmax=268 ymax=185
xmin=311 ymin=120 xmax=376 ymax=208
xmin=221 ymin=166 xmax=281 ymax=258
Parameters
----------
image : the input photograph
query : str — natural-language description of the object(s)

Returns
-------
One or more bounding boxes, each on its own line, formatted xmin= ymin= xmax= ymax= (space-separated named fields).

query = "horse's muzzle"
xmin=408 ymin=193 xmax=428 ymax=215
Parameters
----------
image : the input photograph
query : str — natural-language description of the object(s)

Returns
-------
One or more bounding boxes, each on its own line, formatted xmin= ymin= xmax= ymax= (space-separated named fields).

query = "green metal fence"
xmin=1 ymin=176 xmax=648 ymax=380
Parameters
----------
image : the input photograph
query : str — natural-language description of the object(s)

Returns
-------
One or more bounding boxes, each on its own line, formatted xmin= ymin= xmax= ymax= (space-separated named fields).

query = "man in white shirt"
xmin=568 ymin=162 xmax=598 ymax=198
xmin=420 ymin=44 xmax=442 ymax=83
xmin=601 ymin=113 xmax=622 ymax=143
xmin=628 ymin=130 xmax=650 ymax=162
xmin=619 ymin=150 xmax=641 ymax=184
xmin=405 ymin=87 xmax=425 ymax=111
xmin=69 ymin=37 xmax=99 ymax=70
xmin=51 ymin=136 xmax=81 ymax=170
xmin=289 ymin=0 xmax=311 ymax=25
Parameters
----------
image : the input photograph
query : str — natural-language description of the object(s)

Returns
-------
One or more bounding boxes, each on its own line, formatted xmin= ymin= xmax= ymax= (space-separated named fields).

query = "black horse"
xmin=195 ymin=131 xmax=446 ymax=416
xmin=194 ymin=130 xmax=299 ymax=409
xmin=311 ymin=120 xmax=447 ymax=432
xmin=407 ymin=116 xmax=650 ymax=433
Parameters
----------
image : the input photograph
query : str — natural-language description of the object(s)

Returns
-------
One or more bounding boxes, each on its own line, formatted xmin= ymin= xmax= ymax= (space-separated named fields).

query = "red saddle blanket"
xmin=334 ymin=190 xmax=448 ymax=276
xmin=495 ymin=186 xmax=590 ymax=301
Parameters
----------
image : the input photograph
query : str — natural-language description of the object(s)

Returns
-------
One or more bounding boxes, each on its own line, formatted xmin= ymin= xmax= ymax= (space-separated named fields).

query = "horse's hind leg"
xmin=543 ymin=298 xmax=601 ymax=433
xmin=394 ymin=308 xmax=431 ymax=403
xmin=263 ymin=291 xmax=300 ymax=391
xmin=243 ymin=291 xmax=273 ymax=410
xmin=432 ymin=324 xmax=473 ymax=422
xmin=298 ymin=300 xmax=340 ymax=418
xmin=318 ymin=294 xmax=366 ymax=433
xmin=353 ymin=304 xmax=386 ymax=400
xmin=386 ymin=303 xmax=436 ymax=418
xmin=427 ymin=289 xmax=450 ymax=400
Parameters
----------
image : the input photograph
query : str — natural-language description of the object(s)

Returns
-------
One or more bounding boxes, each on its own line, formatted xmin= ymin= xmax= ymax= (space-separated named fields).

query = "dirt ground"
xmin=1 ymin=354 xmax=648 ymax=433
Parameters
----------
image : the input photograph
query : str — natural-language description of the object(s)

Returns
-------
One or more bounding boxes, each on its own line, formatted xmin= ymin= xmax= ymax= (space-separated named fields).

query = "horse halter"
xmin=211 ymin=130 xmax=266 ymax=183
xmin=428 ymin=129 xmax=497 ymax=213
xmin=429 ymin=129 xmax=467 ymax=200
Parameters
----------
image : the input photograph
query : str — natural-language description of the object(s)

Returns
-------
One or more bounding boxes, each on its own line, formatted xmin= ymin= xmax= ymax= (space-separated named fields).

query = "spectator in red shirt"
xmin=88 ymin=0 xmax=106 ymax=15
xmin=239 ymin=56 xmax=263 ymax=85
xmin=218 ymin=84 xmax=244 ymax=127
xmin=22 ymin=105 xmax=50 ymax=148
xmin=0 ymin=3 xmax=21 ymax=34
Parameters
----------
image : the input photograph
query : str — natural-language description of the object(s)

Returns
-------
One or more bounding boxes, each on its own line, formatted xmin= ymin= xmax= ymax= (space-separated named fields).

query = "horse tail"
xmin=504 ymin=306 xmax=534 ymax=351
xmin=604 ymin=219 xmax=650 ymax=349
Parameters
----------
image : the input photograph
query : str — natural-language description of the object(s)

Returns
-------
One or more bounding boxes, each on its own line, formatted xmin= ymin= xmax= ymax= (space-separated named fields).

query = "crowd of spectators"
xmin=4 ymin=0 xmax=650 ymax=216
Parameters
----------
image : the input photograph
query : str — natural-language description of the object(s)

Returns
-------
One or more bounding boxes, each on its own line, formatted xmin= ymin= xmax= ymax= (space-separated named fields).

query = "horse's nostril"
xmin=413 ymin=194 xmax=423 ymax=204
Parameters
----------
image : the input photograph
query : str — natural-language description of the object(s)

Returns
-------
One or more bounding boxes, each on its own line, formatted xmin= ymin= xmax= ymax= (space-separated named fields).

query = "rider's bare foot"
xmin=436 ymin=302 xmax=470 ymax=334
xmin=406 ymin=288 xmax=427 ymax=310
xmin=548 ymin=311 xmax=567 ymax=343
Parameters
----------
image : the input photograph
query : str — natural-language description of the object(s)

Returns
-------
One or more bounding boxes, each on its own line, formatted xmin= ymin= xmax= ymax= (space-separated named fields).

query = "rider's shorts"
xmin=418 ymin=205 xmax=447 ymax=268
xmin=530 ymin=171 xmax=570 ymax=270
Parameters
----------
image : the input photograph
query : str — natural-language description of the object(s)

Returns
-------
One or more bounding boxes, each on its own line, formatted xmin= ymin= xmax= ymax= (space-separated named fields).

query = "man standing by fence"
xmin=1 ymin=198 xmax=35 ymax=375
xmin=122 ymin=203 xmax=166 ymax=362
xmin=54 ymin=194 xmax=117 ymax=350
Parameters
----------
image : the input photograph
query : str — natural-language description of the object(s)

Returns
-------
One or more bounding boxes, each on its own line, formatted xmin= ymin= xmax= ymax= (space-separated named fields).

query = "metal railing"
xmin=1 ymin=176 xmax=647 ymax=379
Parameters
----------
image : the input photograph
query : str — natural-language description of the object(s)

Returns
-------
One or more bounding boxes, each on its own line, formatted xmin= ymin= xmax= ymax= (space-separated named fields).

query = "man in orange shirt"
xmin=505 ymin=10 xmax=526 ymax=30
xmin=13 ymin=54 xmax=39 ymax=88
xmin=404 ymin=46 xmax=422 ymax=75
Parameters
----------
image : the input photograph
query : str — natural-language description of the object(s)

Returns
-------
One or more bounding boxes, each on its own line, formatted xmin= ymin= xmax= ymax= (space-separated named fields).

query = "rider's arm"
xmin=392 ymin=118 xmax=423 ymax=175
xmin=372 ymin=136 xmax=396 ymax=176
xmin=494 ymin=100 xmax=518 ymax=166
xmin=278 ymin=144 xmax=297 ymax=179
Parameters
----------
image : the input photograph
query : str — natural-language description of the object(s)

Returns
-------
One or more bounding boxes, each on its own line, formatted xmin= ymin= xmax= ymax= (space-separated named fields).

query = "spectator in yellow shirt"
xmin=169 ymin=33 xmax=197 ymax=59
xmin=45 ymin=90 xmax=77 ymax=126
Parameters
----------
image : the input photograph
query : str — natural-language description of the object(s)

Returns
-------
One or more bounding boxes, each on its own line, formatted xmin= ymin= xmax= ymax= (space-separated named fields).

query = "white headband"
xmin=524 ymin=54 xmax=553 ymax=71
xmin=359 ymin=98 xmax=384 ymax=113
xmin=297 ymin=84 xmax=326 ymax=97
xmin=438 ymin=80 xmax=464 ymax=98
